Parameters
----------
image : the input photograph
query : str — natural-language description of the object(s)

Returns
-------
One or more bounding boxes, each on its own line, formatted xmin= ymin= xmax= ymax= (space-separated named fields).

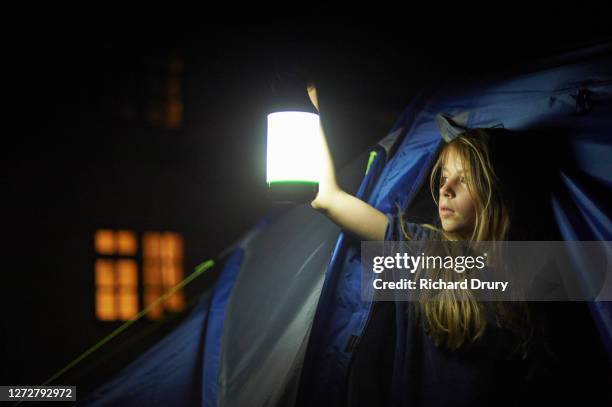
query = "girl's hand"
xmin=307 ymin=83 xmax=319 ymax=112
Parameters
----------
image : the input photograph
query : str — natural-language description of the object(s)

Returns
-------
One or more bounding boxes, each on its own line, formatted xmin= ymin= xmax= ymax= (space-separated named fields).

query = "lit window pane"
xmin=161 ymin=259 xmax=173 ymax=288
xmin=144 ymin=288 xmax=163 ymax=320
xmin=116 ymin=259 xmax=137 ymax=287
xmin=167 ymin=263 xmax=179 ymax=285
xmin=143 ymin=232 xmax=160 ymax=258
xmin=95 ymin=259 xmax=114 ymax=287
xmin=95 ymin=230 xmax=114 ymax=255
xmin=144 ymin=259 xmax=161 ymax=285
xmin=119 ymin=289 xmax=138 ymax=320
xmin=96 ymin=288 xmax=115 ymax=321
xmin=167 ymin=292 xmax=184 ymax=311
xmin=162 ymin=232 xmax=183 ymax=260
xmin=116 ymin=230 xmax=137 ymax=256
xmin=143 ymin=230 xmax=185 ymax=317
xmin=160 ymin=234 xmax=172 ymax=259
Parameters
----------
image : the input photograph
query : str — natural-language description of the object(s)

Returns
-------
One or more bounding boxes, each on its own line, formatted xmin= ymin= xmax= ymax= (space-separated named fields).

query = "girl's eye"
xmin=440 ymin=176 xmax=447 ymax=185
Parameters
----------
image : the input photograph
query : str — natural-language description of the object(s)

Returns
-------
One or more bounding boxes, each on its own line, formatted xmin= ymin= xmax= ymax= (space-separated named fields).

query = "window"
xmin=145 ymin=57 xmax=184 ymax=129
xmin=94 ymin=229 xmax=185 ymax=321
xmin=94 ymin=230 xmax=138 ymax=321
xmin=143 ymin=232 xmax=185 ymax=320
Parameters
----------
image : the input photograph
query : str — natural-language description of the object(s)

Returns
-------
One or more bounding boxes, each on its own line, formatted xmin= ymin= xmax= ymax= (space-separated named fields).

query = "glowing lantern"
xmin=266 ymin=111 xmax=321 ymax=202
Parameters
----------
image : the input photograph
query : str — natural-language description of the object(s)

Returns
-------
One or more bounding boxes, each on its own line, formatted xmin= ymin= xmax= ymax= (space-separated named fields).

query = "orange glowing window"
xmin=143 ymin=232 xmax=185 ymax=320
xmin=94 ymin=230 xmax=137 ymax=256
xmin=94 ymin=230 xmax=138 ymax=321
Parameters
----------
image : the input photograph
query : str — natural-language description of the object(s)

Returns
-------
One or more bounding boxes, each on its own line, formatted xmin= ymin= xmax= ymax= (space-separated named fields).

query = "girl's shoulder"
xmin=384 ymin=212 xmax=437 ymax=241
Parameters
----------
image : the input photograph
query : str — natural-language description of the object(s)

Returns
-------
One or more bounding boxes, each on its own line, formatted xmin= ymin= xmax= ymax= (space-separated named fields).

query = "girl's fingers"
xmin=307 ymin=84 xmax=320 ymax=112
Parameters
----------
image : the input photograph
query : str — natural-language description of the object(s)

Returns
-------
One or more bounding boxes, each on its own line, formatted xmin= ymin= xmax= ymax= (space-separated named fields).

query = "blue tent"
xmin=81 ymin=42 xmax=612 ymax=406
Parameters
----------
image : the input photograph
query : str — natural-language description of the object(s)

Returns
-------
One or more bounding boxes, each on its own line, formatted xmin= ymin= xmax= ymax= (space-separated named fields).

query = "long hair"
xmin=396 ymin=129 xmax=532 ymax=353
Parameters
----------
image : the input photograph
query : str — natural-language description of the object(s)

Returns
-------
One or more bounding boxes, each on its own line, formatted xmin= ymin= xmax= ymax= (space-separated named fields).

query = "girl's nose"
xmin=440 ymin=182 xmax=454 ymax=198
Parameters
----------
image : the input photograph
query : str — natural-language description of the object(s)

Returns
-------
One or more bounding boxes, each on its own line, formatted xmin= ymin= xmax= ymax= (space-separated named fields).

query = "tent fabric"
xmin=80 ymin=291 xmax=213 ymax=406
xmin=203 ymin=248 xmax=246 ymax=407
xmin=216 ymin=206 xmax=335 ymax=406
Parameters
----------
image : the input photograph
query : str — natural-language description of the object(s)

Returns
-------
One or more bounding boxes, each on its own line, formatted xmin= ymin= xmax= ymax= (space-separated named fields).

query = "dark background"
xmin=3 ymin=20 xmax=612 ymax=394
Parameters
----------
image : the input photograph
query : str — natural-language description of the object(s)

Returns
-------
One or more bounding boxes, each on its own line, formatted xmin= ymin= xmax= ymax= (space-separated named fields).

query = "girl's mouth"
xmin=440 ymin=207 xmax=455 ymax=215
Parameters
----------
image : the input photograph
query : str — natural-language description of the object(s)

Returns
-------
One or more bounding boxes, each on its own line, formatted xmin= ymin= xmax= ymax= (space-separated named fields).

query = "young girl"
xmin=308 ymin=85 xmax=536 ymax=406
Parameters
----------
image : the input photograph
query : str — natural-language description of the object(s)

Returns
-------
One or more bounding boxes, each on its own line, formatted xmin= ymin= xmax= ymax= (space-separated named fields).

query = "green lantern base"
xmin=267 ymin=181 xmax=319 ymax=203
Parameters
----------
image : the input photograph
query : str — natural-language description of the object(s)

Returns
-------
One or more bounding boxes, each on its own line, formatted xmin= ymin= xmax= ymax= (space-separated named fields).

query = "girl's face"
xmin=438 ymin=148 xmax=477 ymax=237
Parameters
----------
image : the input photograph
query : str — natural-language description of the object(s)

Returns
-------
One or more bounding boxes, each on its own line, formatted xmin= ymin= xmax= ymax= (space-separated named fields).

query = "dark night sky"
xmin=3 ymin=20 xmax=612 ymax=387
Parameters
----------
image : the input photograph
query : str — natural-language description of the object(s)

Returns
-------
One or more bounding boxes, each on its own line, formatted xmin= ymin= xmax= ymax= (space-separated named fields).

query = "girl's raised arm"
xmin=308 ymin=85 xmax=388 ymax=241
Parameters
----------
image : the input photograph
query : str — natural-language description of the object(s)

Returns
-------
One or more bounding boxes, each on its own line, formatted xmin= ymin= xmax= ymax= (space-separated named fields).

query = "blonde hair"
xmin=396 ymin=129 xmax=531 ymax=352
